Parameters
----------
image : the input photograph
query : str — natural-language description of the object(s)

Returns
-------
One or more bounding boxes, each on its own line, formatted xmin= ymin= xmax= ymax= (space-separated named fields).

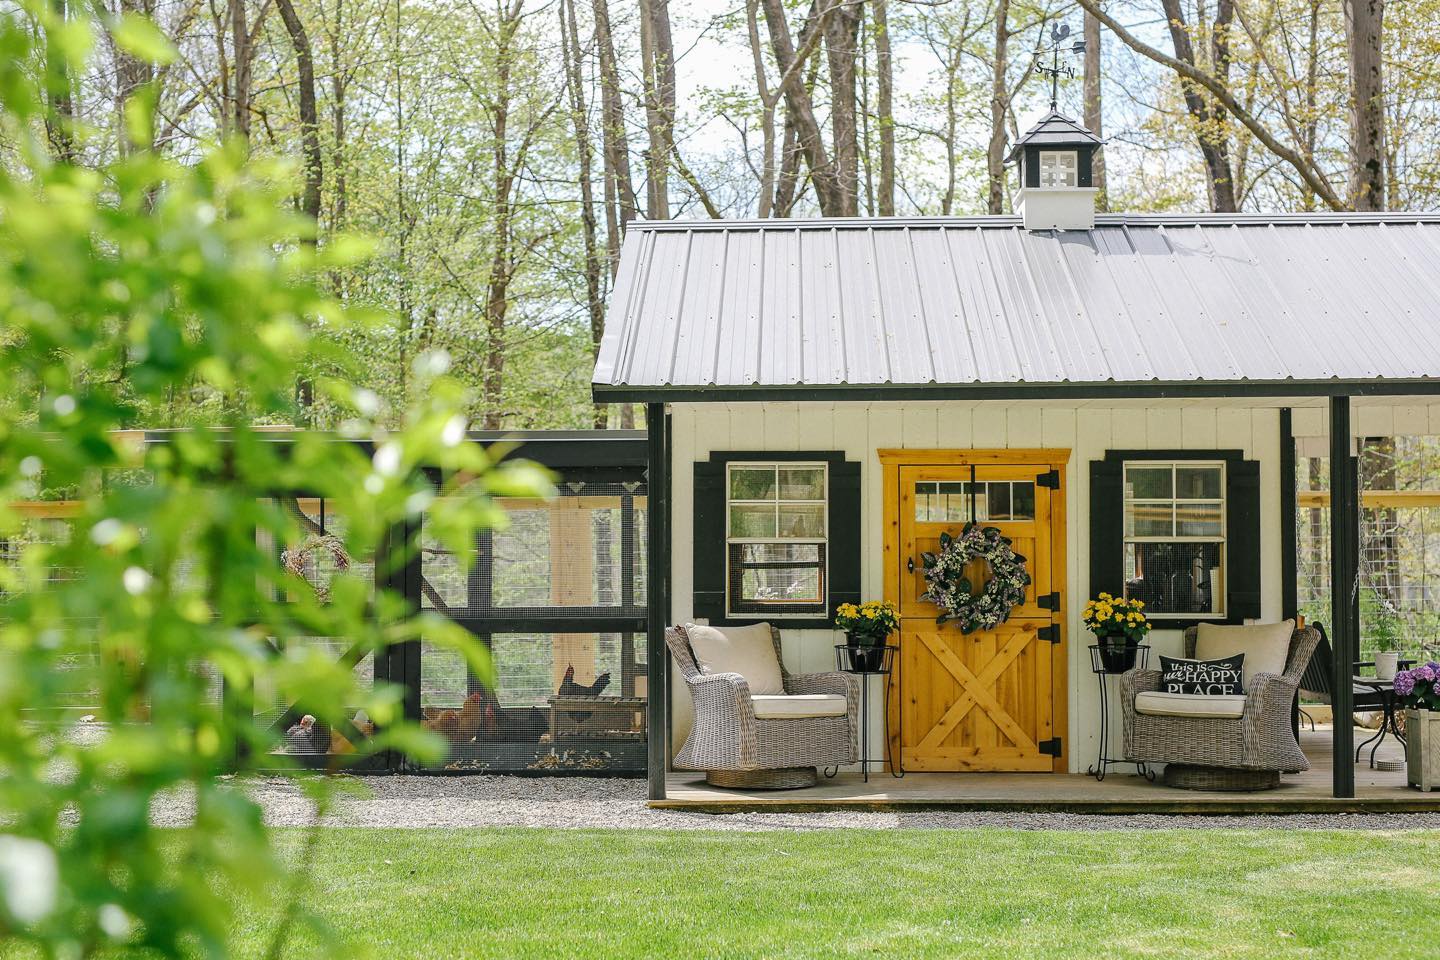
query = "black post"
xmin=1279 ymin=408 xmax=1298 ymax=621
xmin=1280 ymin=409 xmax=1302 ymax=743
xmin=645 ymin=402 xmax=669 ymax=801
xmin=1329 ymin=396 xmax=1356 ymax=799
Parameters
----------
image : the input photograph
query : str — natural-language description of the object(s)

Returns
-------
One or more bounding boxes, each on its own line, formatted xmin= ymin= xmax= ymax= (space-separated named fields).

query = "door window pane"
xmin=1011 ymin=482 xmax=1036 ymax=520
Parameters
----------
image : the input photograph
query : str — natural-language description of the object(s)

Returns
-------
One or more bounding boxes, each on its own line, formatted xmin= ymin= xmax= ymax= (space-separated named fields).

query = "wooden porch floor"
xmin=656 ymin=727 xmax=1440 ymax=814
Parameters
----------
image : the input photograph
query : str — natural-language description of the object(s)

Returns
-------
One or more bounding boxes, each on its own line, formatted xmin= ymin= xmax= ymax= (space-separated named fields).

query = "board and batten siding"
xmin=667 ymin=399 xmax=1293 ymax=775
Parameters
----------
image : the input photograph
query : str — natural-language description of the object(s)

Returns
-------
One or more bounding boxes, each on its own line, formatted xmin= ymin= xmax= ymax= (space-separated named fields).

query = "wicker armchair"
xmin=665 ymin=624 xmax=858 ymax=789
xmin=1121 ymin=624 xmax=1319 ymax=790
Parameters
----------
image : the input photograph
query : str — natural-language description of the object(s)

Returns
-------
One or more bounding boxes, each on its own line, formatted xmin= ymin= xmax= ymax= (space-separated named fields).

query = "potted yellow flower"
xmin=834 ymin=600 xmax=900 ymax=672
xmin=1083 ymin=592 xmax=1151 ymax=672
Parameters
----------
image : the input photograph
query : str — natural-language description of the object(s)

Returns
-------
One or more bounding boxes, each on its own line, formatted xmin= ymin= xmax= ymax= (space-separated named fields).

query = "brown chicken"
xmin=423 ymin=692 xmax=489 ymax=744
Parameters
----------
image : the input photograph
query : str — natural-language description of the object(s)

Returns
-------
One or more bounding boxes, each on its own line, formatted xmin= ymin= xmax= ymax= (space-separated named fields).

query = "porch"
xmin=656 ymin=727 xmax=1439 ymax=813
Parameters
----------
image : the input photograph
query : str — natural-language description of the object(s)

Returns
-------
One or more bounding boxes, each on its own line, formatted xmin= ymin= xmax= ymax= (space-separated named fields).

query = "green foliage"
xmin=0 ymin=5 xmax=551 ymax=956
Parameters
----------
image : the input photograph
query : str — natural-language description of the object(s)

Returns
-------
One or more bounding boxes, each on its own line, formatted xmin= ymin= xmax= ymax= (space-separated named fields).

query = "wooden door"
xmin=886 ymin=457 xmax=1066 ymax=773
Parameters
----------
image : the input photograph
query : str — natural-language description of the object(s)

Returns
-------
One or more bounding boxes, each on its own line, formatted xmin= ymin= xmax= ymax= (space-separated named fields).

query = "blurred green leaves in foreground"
xmin=0 ymin=3 xmax=552 ymax=956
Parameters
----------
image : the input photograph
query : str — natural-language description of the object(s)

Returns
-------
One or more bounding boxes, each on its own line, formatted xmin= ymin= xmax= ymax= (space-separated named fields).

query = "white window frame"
xmin=1038 ymin=150 xmax=1078 ymax=188
xmin=724 ymin=462 xmax=829 ymax=618
xmin=1122 ymin=460 xmax=1227 ymax=620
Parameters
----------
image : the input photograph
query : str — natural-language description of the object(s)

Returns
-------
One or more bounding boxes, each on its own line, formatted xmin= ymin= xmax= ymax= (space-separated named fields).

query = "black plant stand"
xmin=1087 ymin=643 xmax=1156 ymax=782
xmin=828 ymin=644 xmax=902 ymax=783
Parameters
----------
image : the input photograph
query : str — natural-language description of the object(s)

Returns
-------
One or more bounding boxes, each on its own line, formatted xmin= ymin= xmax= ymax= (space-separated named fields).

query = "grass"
xmin=213 ymin=826 xmax=1440 ymax=959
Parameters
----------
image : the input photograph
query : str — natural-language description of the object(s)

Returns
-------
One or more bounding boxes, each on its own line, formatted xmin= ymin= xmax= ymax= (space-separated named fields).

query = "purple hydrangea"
xmin=1418 ymin=665 xmax=1437 ymax=683
xmin=1394 ymin=670 xmax=1416 ymax=697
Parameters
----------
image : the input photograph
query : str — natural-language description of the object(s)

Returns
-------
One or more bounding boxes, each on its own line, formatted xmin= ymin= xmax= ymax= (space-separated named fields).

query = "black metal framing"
xmin=1329 ymin=396 xmax=1358 ymax=798
xmin=202 ymin=430 xmax=650 ymax=775
xmin=1279 ymin=409 xmax=1298 ymax=622
xmin=645 ymin=404 xmax=671 ymax=801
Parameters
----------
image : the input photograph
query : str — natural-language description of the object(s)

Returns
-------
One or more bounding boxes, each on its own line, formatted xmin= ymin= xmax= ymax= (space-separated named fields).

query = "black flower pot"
xmin=1098 ymin=636 xmax=1139 ymax=673
xmin=835 ymin=640 xmax=896 ymax=673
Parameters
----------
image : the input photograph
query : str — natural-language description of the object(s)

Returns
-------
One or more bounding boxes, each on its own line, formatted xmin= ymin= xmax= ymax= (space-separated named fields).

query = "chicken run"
xmin=272 ymin=438 xmax=650 ymax=774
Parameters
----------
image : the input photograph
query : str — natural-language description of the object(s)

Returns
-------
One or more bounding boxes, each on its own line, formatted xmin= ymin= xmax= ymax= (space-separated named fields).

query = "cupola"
xmin=1006 ymin=109 xmax=1103 ymax=231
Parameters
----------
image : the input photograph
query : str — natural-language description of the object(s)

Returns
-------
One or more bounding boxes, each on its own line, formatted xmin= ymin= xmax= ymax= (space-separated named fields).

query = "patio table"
xmin=1352 ymin=676 xmax=1406 ymax=768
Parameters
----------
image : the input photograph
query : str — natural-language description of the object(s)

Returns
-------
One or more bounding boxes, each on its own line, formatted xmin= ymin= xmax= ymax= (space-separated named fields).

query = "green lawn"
xmin=216 ymin=826 xmax=1439 ymax=959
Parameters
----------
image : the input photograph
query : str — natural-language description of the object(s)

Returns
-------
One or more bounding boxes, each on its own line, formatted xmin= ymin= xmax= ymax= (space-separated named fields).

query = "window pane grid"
xmin=1122 ymin=461 xmax=1227 ymax=618
xmin=726 ymin=463 xmax=829 ymax=616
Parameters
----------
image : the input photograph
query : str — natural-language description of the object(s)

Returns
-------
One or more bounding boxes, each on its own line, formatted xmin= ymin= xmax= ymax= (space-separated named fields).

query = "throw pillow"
xmin=1195 ymin=620 xmax=1294 ymax=688
xmin=683 ymin=622 xmax=786 ymax=696
xmin=1160 ymin=654 xmax=1246 ymax=696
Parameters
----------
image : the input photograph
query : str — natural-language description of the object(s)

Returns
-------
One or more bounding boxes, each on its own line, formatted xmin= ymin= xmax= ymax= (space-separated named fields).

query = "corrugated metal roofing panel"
xmin=591 ymin=213 xmax=1440 ymax=394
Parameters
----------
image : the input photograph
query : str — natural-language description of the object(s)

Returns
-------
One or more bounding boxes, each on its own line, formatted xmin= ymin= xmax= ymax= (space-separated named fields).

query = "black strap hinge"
xmin=1039 ymin=737 xmax=1062 ymax=757
xmin=1037 ymin=469 xmax=1060 ymax=489
xmin=1038 ymin=625 xmax=1060 ymax=644
xmin=1037 ymin=591 xmax=1060 ymax=611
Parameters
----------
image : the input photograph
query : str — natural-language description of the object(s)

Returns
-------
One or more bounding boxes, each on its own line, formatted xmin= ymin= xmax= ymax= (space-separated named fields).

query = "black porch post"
xmin=1329 ymin=396 xmax=1357 ymax=799
xmin=645 ymin=402 xmax=670 ymax=801
xmin=1279 ymin=409 xmax=1298 ymax=621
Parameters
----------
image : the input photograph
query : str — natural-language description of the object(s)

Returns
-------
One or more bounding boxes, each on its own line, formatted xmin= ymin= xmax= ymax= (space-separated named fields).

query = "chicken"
xmin=455 ymin=691 xmax=489 ymax=742
xmin=559 ymin=665 xmax=611 ymax=698
xmin=558 ymin=665 xmax=612 ymax=724
xmin=423 ymin=692 xmax=488 ymax=744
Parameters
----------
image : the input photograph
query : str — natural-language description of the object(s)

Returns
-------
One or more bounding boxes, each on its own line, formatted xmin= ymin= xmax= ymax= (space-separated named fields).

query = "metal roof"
xmin=592 ymin=213 xmax=1440 ymax=401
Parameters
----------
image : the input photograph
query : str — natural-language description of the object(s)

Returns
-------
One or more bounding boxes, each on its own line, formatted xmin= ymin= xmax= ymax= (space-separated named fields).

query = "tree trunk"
xmin=275 ymin=0 xmax=323 ymax=233
xmin=873 ymin=0 xmax=894 ymax=216
xmin=761 ymin=0 xmax=843 ymax=215
xmin=1160 ymin=0 xmax=1237 ymax=212
xmin=746 ymin=0 xmax=777 ymax=217
xmin=115 ymin=0 xmax=157 ymax=153
xmin=591 ymin=0 xmax=637 ymax=274
xmin=480 ymin=0 xmax=526 ymax=431
xmin=562 ymin=0 xmax=608 ymax=429
xmin=822 ymin=0 xmax=861 ymax=216
xmin=1083 ymin=8 xmax=1105 ymax=209
xmin=45 ymin=0 xmax=76 ymax=163
xmin=229 ymin=0 xmax=253 ymax=145
xmin=329 ymin=0 xmax=349 ymax=230
xmin=1343 ymin=0 xmax=1385 ymax=211
xmin=639 ymin=0 xmax=675 ymax=219
xmin=985 ymin=0 xmax=1010 ymax=215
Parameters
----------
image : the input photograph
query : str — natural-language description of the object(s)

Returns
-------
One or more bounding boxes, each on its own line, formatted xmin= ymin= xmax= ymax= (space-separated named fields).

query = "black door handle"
xmin=907 ymin=557 xmax=915 ymax=574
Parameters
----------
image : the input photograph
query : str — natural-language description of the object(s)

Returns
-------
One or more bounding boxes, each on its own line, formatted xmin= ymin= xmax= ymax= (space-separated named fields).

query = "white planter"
xmin=1406 ymin=709 xmax=1440 ymax=792
xmin=1375 ymin=651 xmax=1399 ymax=681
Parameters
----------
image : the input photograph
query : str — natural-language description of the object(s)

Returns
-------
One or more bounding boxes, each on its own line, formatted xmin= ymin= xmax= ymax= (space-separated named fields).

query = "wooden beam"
xmin=1330 ymin=397 xmax=1356 ymax=799
xmin=1297 ymin=489 xmax=1440 ymax=509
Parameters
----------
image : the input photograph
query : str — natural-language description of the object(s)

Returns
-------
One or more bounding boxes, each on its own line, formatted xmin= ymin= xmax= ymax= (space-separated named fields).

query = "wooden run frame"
xmin=878 ymin=449 xmax=1070 ymax=775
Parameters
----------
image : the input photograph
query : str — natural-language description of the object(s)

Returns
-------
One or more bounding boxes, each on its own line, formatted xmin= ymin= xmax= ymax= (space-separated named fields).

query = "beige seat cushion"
xmin=684 ymin=622 xmax=785 ymax=696
xmin=1135 ymin=691 xmax=1246 ymax=719
xmin=751 ymin=694 xmax=847 ymax=719
xmin=1195 ymin=620 xmax=1294 ymax=688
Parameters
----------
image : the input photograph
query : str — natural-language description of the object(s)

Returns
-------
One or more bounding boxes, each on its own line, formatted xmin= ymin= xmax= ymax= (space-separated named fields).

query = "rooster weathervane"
xmin=1036 ymin=22 xmax=1087 ymax=111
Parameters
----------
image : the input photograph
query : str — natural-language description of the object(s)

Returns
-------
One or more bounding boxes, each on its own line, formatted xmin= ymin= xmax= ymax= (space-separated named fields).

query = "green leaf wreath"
xmin=920 ymin=522 xmax=1032 ymax=634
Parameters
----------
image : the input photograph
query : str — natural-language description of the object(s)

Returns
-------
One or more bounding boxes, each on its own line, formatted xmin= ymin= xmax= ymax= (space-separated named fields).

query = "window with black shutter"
xmin=694 ymin=451 xmax=860 ymax=629
xmin=1090 ymin=450 xmax=1262 ymax=627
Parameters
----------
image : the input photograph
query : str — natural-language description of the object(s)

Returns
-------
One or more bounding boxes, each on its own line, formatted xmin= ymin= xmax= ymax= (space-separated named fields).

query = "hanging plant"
xmin=920 ymin=522 xmax=1031 ymax=634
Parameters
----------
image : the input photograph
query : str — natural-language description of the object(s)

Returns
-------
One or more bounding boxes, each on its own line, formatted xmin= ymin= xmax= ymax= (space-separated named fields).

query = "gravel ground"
xmin=143 ymin=775 xmax=1440 ymax=832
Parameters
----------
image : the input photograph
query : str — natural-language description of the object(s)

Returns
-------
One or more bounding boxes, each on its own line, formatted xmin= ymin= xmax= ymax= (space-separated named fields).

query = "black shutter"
xmin=1227 ymin=459 xmax=1262 ymax=620
xmin=1089 ymin=459 xmax=1124 ymax=598
xmin=829 ymin=459 xmax=862 ymax=614
xmin=692 ymin=461 xmax=726 ymax=621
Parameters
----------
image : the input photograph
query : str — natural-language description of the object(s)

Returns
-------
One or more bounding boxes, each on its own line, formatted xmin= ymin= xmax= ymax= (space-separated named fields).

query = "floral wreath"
xmin=920 ymin=522 xmax=1031 ymax=634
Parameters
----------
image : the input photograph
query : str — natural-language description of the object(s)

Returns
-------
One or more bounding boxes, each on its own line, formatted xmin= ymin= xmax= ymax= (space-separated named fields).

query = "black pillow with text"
xmin=1159 ymin=654 xmax=1245 ymax=696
